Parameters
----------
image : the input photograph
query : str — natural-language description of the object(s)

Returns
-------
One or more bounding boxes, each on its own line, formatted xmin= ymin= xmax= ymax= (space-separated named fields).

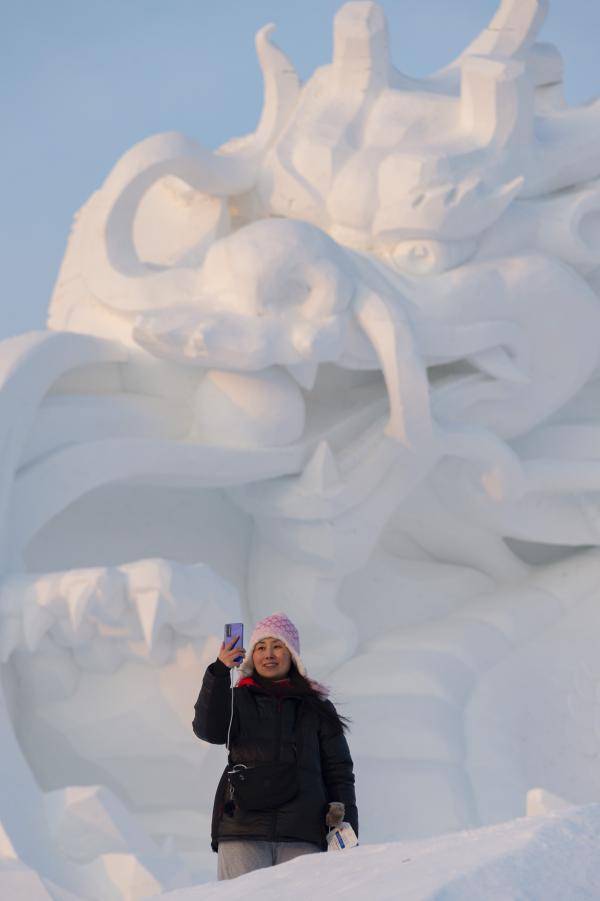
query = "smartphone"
xmin=224 ymin=622 xmax=244 ymax=665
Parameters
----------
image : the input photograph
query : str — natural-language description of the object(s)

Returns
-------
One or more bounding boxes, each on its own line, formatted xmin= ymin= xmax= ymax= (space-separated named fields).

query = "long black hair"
xmin=253 ymin=661 xmax=351 ymax=734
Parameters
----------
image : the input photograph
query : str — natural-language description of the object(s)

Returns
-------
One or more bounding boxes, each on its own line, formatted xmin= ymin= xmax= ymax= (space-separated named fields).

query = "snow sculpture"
xmin=3 ymin=0 xmax=600 ymax=895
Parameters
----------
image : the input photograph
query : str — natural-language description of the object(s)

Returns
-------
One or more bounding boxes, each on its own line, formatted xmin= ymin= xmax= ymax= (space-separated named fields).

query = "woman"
xmin=193 ymin=612 xmax=358 ymax=880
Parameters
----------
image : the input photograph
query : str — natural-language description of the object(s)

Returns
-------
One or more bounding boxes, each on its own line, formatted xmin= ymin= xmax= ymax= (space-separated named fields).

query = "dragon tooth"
xmin=286 ymin=361 xmax=319 ymax=390
xmin=23 ymin=602 xmax=55 ymax=652
xmin=299 ymin=441 xmax=341 ymax=494
xmin=64 ymin=581 xmax=95 ymax=633
xmin=132 ymin=589 xmax=171 ymax=649
xmin=355 ymin=288 xmax=432 ymax=448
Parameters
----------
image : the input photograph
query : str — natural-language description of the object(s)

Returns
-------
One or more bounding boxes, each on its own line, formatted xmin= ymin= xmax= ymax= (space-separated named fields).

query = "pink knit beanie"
xmin=239 ymin=612 xmax=306 ymax=677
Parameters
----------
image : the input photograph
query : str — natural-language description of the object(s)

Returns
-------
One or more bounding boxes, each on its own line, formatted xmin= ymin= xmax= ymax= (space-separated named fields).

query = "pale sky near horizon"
xmin=3 ymin=0 xmax=600 ymax=341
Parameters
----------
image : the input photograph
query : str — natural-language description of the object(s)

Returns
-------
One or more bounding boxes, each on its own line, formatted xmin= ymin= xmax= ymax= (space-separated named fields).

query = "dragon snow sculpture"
xmin=3 ymin=0 xmax=600 ymax=896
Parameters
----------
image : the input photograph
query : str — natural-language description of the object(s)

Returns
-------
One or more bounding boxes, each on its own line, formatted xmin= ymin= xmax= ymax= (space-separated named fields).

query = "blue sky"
xmin=3 ymin=0 xmax=600 ymax=341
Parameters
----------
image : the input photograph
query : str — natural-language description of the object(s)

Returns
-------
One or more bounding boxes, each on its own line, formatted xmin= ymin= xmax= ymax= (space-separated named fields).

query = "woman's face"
xmin=253 ymin=636 xmax=292 ymax=680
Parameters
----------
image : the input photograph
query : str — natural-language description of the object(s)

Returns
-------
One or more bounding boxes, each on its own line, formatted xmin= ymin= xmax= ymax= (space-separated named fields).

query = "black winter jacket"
xmin=193 ymin=658 xmax=358 ymax=851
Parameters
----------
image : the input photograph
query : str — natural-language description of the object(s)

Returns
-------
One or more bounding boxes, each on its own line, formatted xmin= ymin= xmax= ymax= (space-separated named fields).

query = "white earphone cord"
xmin=226 ymin=667 xmax=235 ymax=753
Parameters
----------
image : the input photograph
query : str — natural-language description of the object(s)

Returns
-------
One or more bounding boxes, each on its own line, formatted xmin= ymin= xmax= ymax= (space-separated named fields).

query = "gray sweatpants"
xmin=217 ymin=839 xmax=321 ymax=880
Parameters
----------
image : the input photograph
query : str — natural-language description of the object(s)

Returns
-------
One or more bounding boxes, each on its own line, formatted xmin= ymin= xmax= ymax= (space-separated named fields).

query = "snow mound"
xmin=158 ymin=804 xmax=600 ymax=900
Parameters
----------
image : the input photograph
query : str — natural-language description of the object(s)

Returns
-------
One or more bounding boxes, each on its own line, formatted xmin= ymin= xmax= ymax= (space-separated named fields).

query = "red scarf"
xmin=238 ymin=673 xmax=329 ymax=698
xmin=238 ymin=675 xmax=292 ymax=693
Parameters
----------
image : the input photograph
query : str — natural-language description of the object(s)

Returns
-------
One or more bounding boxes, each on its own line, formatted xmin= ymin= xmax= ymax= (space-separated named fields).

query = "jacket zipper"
xmin=270 ymin=697 xmax=283 ymax=841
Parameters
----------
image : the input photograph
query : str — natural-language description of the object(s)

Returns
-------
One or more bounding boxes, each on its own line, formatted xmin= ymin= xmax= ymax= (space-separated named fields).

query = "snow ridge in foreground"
xmin=159 ymin=804 xmax=600 ymax=900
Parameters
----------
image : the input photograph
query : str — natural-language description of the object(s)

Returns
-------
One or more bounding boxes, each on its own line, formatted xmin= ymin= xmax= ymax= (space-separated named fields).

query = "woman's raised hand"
xmin=218 ymin=637 xmax=246 ymax=669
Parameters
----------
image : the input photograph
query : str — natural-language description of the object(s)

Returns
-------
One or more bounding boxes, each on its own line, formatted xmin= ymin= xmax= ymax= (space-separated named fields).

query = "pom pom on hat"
xmin=239 ymin=612 xmax=306 ymax=677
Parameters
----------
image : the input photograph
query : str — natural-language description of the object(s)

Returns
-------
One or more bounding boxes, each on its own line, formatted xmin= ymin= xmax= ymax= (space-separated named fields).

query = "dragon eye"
xmin=388 ymin=238 xmax=476 ymax=275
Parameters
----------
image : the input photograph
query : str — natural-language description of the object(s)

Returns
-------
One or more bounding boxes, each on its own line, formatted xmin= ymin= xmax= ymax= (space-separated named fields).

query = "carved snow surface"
xmin=5 ymin=0 xmax=600 ymax=896
xmin=0 ymin=559 xmax=239 ymax=666
xmin=160 ymin=803 xmax=600 ymax=900
xmin=164 ymin=804 xmax=600 ymax=901
xmin=44 ymin=784 xmax=170 ymax=863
